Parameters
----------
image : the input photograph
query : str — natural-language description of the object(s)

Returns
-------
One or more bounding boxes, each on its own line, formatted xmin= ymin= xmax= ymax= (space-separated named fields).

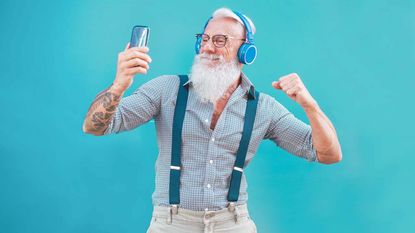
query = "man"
xmin=83 ymin=7 xmax=342 ymax=233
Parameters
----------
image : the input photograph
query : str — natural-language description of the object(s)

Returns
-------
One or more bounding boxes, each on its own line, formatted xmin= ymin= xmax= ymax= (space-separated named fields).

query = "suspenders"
xmin=169 ymin=75 xmax=259 ymax=213
xmin=169 ymin=75 xmax=189 ymax=213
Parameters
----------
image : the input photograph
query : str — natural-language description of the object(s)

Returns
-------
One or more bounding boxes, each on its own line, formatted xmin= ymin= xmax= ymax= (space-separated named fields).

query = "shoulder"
xmin=136 ymin=74 xmax=181 ymax=90
xmin=258 ymin=92 xmax=285 ymax=109
xmin=257 ymin=92 xmax=289 ymax=114
xmin=133 ymin=74 xmax=183 ymax=96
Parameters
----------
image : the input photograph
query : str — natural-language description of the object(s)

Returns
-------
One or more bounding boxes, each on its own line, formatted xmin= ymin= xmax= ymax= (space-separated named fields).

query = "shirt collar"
xmin=183 ymin=72 xmax=256 ymax=100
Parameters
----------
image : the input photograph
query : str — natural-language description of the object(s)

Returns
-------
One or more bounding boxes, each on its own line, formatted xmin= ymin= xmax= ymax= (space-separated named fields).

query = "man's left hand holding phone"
xmin=112 ymin=25 xmax=152 ymax=94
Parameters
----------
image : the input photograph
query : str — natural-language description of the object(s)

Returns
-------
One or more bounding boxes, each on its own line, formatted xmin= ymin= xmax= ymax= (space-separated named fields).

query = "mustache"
xmin=197 ymin=53 xmax=225 ymax=61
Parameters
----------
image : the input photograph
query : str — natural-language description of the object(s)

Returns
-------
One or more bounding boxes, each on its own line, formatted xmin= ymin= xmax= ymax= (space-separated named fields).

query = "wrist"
xmin=302 ymin=100 xmax=319 ymax=113
xmin=110 ymin=82 xmax=127 ymax=96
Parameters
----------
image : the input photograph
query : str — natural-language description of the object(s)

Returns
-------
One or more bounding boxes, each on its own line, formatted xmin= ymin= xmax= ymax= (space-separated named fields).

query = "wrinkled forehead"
xmin=204 ymin=17 xmax=245 ymax=38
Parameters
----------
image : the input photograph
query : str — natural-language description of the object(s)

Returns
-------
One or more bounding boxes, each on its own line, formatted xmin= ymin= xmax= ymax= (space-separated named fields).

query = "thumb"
xmin=272 ymin=81 xmax=282 ymax=90
xmin=124 ymin=42 xmax=130 ymax=51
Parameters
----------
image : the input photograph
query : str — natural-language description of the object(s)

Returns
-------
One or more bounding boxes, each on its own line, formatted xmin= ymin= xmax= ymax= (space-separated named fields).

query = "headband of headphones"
xmin=199 ymin=12 xmax=254 ymax=42
xmin=232 ymin=11 xmax=254 ymax=43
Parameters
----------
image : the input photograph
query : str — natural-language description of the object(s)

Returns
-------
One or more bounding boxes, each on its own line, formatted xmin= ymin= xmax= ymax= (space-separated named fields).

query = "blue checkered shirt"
xmin=103 ymin=73 xmax=318 ymax=211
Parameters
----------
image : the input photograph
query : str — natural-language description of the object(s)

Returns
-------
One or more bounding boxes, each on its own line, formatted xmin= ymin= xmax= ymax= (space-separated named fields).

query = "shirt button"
xmin=207 ymin=184 xmax=211 ymax=188
xmin=209 ymin=160 xmax=213 ymax=164
xmin=211 ymin=137 xmax=215 ymax=142
xmin=205 ymin=119 xmax=209 ymax=123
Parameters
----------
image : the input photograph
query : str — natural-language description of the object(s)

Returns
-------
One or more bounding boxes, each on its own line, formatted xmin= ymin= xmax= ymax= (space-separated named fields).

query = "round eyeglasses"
xmin=196 ymin=33 xmax=246 ymax=48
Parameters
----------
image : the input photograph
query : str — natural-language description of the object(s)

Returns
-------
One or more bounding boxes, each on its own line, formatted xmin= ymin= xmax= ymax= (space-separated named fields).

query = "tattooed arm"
xmin=83 ymin=43 xmax=152 ymax=136
xmin=82 ymin=85 xmax=125 ymax=136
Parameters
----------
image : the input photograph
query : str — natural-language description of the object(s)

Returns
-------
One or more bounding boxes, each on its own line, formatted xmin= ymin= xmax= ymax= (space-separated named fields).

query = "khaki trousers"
xmin=146 ymin=204 xmax=257 ymax=233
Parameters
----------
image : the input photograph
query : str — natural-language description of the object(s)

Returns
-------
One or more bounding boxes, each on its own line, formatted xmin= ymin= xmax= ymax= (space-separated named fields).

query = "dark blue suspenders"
xmin=169 ymin=75 xmax=259 ymax=212
xmin=169 ymin=75 xmax=189 ymax=210
xmin=227 ymin=89 xmax=259 ymax=206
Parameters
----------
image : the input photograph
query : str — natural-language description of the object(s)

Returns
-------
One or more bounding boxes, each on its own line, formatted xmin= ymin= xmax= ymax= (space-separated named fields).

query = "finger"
xmin=272 ymin=81 xmax=282 ymax=90
xmin=123 ymin=58 xmax=150 ymax=69
xmin=124 ymin=42 xmax=130 ymax=51
xmin=124 ymin=51 xmax=152 ymax=63
xmin=125 ymin=66 xmax=148 ymax=75
xmin=280 ymin=79 xmax=297 ymax=91
xmin=286 ymin=86 xmax=299 ymax=96
xmin=279 ymin=73 xmax=299 ymax=82
xmin=129 ymin=46 xmax=150 ymax=53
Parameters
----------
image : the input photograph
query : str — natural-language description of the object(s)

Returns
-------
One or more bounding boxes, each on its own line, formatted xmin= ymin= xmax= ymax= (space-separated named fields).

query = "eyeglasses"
xmin=195 ymin=33 xmax=246 ymax=48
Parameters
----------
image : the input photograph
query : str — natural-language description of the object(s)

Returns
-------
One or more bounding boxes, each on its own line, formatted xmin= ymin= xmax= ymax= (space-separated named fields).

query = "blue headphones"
xmin=195 ymin=10 xmax=257 ymax=65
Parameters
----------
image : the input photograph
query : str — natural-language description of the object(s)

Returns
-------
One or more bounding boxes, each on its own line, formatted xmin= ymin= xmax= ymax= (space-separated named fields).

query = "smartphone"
xmin=130 ymin=25 xmax=150 ymax=47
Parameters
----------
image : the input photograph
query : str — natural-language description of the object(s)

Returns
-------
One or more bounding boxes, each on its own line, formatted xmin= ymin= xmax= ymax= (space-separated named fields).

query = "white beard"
xmin=190 ymin=54 xmax=241 ymax=103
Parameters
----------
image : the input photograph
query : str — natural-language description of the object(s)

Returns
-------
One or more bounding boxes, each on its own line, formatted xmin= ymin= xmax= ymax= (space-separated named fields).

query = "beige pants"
xmin=146 ymin=204 xmax=257 ymax=233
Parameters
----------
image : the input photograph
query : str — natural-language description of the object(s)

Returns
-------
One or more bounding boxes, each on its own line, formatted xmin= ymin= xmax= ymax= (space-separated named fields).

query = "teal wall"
xmin=1 ymin=0 xmax=414 ymax=232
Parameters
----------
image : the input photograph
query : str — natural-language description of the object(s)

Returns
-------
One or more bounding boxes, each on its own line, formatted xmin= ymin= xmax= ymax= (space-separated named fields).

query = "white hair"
xmin=212 ymin=7 xmax=256 ymax=35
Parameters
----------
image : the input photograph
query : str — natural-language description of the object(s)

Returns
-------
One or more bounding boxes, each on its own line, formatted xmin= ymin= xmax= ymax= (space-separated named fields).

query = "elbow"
xmin=82 ymin=122 xmax=88 ymax=133
xmin=82 ymin=122 xmax=105 ymax=136
xmin=325 ymin=153 xmax=342 ymax=164
xmin=317 ymin=149 xmax=342 ymax=165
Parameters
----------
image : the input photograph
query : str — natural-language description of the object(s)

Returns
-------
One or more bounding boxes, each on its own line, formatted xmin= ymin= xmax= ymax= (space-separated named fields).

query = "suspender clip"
xmin=171 ymin=204 xmax=178 ymax=215
xmin=227 ymin=202 xmax=236 ymax=212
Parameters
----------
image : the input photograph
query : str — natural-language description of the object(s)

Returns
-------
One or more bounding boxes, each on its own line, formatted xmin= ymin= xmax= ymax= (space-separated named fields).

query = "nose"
xmin=200 ymin=40 xmax=215 ymax=54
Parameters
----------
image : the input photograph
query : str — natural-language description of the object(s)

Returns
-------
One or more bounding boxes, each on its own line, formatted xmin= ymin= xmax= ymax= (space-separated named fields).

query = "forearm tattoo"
xmin=84 ymin=86 xmax=121 ymax=133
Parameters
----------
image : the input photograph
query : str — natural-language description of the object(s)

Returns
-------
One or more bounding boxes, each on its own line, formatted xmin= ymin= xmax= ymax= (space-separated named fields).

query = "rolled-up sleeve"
xmin=264 ymin=98 xmax=318 ymax=162
xmin=103 ymin=76 xmax=165 ymax=135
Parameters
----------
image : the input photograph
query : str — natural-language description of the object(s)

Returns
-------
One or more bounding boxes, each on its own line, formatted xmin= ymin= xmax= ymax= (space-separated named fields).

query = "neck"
xmin=216 ymin=74 xmax=241 ymax=104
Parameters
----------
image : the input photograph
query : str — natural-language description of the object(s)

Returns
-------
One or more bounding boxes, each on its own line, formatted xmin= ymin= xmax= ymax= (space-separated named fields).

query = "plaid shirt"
xmin=104 ymin=73 xmax=317 ymax=211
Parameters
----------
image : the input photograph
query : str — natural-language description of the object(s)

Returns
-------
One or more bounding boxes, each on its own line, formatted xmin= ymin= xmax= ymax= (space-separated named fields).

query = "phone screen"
xmin=130 ymin=25 xmax=150 ymax=47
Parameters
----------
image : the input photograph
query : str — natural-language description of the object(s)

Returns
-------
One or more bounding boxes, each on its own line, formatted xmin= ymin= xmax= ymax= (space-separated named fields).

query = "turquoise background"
xmin=1 ymin=0 xmax=414 ymax=232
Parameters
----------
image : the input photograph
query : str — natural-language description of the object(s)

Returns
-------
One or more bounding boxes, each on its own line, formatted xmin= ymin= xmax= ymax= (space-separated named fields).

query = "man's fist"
xmin=113 ymin=42 xmax=152 ymax=91
xmin=272 ymin=73 xmax=317 ymax=109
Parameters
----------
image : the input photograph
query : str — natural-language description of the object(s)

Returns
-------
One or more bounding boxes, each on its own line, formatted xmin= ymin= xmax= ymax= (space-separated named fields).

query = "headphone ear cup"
xmin=238 ymin=43 xmax=257 ymax=65
xmin=195 ymin=37 xmax=202 ymax=54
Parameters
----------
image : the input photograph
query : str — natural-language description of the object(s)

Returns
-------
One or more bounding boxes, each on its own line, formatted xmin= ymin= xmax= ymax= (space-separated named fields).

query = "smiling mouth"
xmin=201 ymin=57 xmax=221 ymax=62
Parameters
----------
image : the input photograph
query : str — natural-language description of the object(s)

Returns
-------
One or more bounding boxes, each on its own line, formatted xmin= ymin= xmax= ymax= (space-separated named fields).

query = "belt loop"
xmin=166 ymin=206 xmax=172 ymax=224
xmin=203 ymin=209 xmax=215 ymax=233
xmin=234 ymin=204 xmax=241 ymax=223
xmin=167 ymin=204 xmax=178 ymax=224
xmin=227 ymin=202 xmax=241 ymax=223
